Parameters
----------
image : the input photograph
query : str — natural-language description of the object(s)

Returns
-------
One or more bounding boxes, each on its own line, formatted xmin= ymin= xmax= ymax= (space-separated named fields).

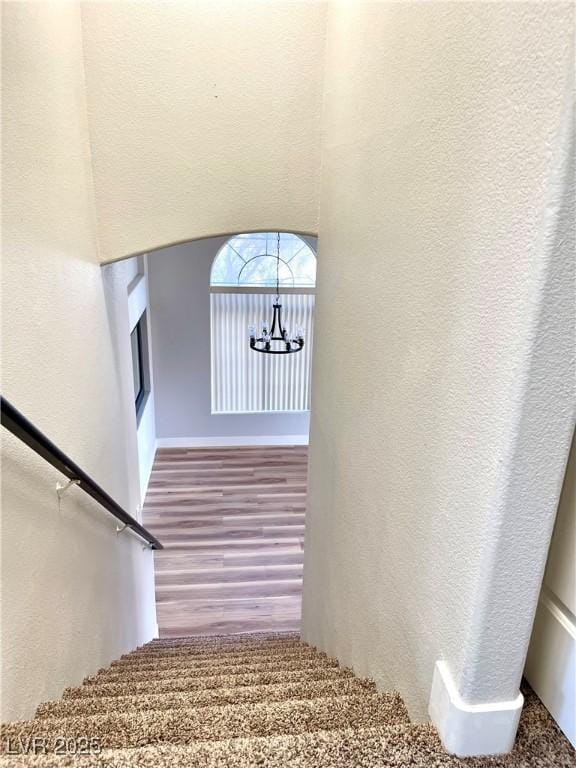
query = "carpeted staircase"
xmin=2 ymin=632 xmax=573 ymax=766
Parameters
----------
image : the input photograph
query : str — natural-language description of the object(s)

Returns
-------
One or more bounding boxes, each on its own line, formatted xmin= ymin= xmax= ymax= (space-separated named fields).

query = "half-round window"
xmin=211 ymin=232 xmax=316 ymax=289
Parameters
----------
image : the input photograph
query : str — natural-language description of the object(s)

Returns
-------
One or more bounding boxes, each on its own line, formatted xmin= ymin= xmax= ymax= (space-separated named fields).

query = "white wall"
xmin=102 ymin=256 xmax=157 ymax=504
xmin=148 ymin=238 xmax=311 ymax=443
xmin=1 ymin=2 xmax=157 ymax=721
xmin=302 ymin=0 xmax=574 ymax=754
xmin=80 ymin=1 xmax=327 ymax=262
xmin=525 ymin=421 xmax=576 ymax=747
xmin=128 ymin=259 xmax=157 ymax=501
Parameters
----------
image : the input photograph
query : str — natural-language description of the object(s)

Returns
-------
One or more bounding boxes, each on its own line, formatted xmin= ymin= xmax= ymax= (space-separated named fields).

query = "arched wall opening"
xmin=100 ymin=230 xmax=319 ymax=267
xmin=113 ymin=232 xmax=319 ymax=464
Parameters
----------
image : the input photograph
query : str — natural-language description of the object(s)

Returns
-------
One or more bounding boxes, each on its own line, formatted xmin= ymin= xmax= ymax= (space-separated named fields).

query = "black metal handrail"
xmin=1 ymin=397 xmax=162 ymax=550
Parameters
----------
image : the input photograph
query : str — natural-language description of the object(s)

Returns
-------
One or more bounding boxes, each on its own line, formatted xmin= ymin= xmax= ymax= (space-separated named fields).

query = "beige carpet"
xmin=1 ymin=632 xmax=573 ymax=766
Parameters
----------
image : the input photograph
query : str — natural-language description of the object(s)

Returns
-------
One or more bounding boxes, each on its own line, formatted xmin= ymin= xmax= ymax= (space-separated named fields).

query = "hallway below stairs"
xmin=2 ymin=632 xmax=573 ymax=767
xmin=143 ymin=445 xmax=307 ymax=637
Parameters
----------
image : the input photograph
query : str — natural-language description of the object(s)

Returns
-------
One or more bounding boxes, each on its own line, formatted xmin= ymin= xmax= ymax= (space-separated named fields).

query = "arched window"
xmin=211 ymin=232 xmax=316 ymax=288
xmin=210 ymin=232 xmax=316 ymax=413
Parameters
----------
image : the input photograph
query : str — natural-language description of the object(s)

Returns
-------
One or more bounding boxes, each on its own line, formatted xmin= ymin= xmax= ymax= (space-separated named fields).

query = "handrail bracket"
xmin=56 ymin=478 xmax=81 ymax=499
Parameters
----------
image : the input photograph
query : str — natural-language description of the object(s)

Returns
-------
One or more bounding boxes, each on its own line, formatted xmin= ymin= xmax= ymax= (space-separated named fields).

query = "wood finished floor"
xmin=143 ymin=446 xmax=308 ymax=637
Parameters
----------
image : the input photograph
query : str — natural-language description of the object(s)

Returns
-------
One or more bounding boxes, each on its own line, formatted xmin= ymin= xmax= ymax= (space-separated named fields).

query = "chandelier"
xmin=248 ymin=233 xmax=305 ymax=354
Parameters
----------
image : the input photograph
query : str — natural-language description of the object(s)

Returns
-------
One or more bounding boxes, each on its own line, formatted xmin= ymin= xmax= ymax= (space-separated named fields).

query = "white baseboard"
xmin=429 ymin=660 xmax=524 ymax=757
xmin=156 ymin=435 xmax=309 ymax=448
xmin=524 ymin=590 xmax=576 ymax=746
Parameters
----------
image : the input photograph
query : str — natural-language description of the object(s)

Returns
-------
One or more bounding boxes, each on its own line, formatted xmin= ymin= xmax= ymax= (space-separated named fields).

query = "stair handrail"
xmin=1 ymin=396 xmax=162 ymax=550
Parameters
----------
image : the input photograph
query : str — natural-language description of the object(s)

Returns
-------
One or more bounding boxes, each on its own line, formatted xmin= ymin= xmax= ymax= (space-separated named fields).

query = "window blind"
xmin=210 ymin=292 xmax=314 ymax=413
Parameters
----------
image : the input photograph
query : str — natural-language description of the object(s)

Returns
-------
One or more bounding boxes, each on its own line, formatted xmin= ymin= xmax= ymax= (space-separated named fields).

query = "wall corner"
xmin=428 ymin=660 xmax=524 ymax=757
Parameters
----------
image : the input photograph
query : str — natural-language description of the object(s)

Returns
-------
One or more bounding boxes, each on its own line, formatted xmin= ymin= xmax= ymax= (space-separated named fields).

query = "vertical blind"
xmin=210 ymin=292 xmax=314 ymax=413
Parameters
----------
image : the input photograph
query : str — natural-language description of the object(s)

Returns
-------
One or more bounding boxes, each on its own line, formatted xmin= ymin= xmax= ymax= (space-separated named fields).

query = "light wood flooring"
xmin=143 ymin=445 xmax=308 ymax=637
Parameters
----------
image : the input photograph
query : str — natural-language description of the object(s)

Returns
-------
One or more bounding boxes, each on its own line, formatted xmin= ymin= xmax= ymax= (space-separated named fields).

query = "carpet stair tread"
xmin=88 ymin=656 xmax=339 ymax=683
xmin=140 ymin=632 xmax=301 ymax=649
xmin=124 ymin=642 xmax=306 ymax=661
xmin=35 ymin=678 xmax=377 ymax=719
xmin=111 ymin=647 xmax=323 ymax=670
xmin=61 ymin=667 xmax=355 ymax=699
xmin=2 ymin=693 xmax=409 ymax=751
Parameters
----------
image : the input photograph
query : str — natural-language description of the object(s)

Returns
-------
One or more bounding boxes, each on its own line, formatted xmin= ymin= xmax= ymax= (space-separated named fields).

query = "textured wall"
xmin=1 ymin=3 xmax=156 ymax=721
xmin=80 ymin=1 xmax=327 ymax=262
xmin=148 ymin=237 xmax=311 ymax=440
xmin=302 ymin=0 xmax=575 ymax=721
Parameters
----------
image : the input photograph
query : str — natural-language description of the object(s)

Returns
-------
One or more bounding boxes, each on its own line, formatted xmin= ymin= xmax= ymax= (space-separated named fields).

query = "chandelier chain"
xmin=276 ymin=231 xmax=280 ymax=302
